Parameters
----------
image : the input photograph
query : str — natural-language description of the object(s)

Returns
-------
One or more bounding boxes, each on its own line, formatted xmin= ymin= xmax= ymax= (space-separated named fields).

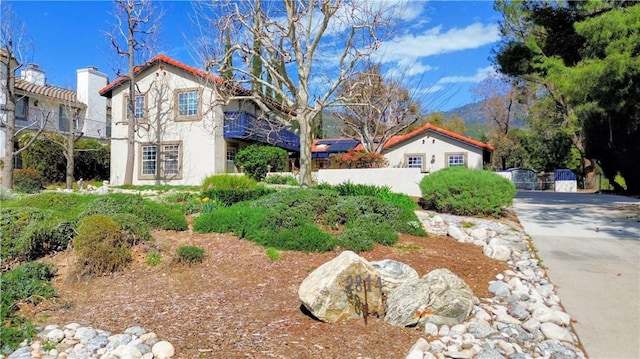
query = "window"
xmin=16 ymin=97 xmax=28 ymax=122
xmin=447 ymin=153 xmax=467 ymax=167
xmin=174 ymin=88 xmax=201 ymax=120
xmin=141 ymin=145 xmax=157 ymax=176
xmin=405 ymin=154 xmax=425 ymax=171
xmin=163 ymin=144 xmax=180 ymax=176
xmin=139 ymin=142 xmax=182 ymax=179
xmin=125 ymin=94 xmax=146 ymax=122
xmin=226 ymin=146 xmax=237 ymax=162
xmin=59 ymin=105 xmax=70 ymax=132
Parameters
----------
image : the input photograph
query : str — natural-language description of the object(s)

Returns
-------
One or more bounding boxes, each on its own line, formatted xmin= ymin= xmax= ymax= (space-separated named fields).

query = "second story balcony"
xmin=224 ymin=111 xmax=300 ymax=152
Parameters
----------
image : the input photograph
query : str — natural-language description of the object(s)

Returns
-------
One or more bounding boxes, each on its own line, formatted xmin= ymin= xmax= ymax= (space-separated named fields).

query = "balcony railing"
xmin=224 ymin=111 xmax=300 ymax=152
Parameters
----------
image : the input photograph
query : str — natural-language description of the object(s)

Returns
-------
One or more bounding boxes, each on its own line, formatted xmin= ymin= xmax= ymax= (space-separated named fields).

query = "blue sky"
xmin=4 ymin=0 xmax=502 ymax=111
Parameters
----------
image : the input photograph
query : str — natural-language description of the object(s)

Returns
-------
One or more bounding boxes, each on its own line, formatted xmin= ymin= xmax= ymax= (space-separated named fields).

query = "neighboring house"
xmin=311 ymin=138 xmax=359 ymax=169
xmin=312 ymin=123 xmax=493 ymax=171
xmin=98 ymin=54 xmax=299 ymax=186
xmin=0 ymin=49 xmax=109 ymax=170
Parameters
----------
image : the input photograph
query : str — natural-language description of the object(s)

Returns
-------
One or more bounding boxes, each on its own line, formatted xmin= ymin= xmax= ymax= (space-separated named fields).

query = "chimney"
xmin=21 ymin=64 xmax=46 ymax=85
xmin=77 ymin=66 xmax=109 ymax=138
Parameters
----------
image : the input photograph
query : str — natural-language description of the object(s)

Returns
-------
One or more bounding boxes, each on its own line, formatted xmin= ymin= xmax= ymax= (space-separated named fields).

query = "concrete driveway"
xmin=513 ymin=192 xmax=640 ymax=359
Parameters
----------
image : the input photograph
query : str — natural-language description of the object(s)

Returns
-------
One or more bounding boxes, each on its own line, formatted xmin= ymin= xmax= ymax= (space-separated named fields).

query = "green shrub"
xmin=175 ymin=245 xmax=205 ymax=264
xmin=13 ymin=169 xmax=44 ymax=193
xmin=330 ymin=151 xmax=388 ymax=169
xmin=7 ymin=192 xmax=92 ymax=221
xmin=264 ymin=174 xmax=299 ymax=186
xmin=146 ymin=251 xmax=162 ymax=266
xmin=81 ymin=193 xmax=187 ymax=231
xmin=201 ymin=174 xmax=258 ymax=191
xmin=201 ymin=186 xmax=274 ymax=206
xmin=0 ymin=262 xmax=56 ymax=350
xmin=332 ymin=182 xmax=392 ymax=196
xmin=265 ymin=248 xmax=281 ymax=261
xmin=334 ymin=214 xmax=398 ymax=251
xmin=234 ymin=145 xmax=288 ymax=181
xmin=0 ymin=208 xmax=74 ymax=261
xmin=19 ymin=133 xmax=110 ymax=184
xmin=193 ymin=205 xmax=269 ymax=239
xmin=111 ymin=213 xmax=153 ymax=243
xmin=255 ymin=223 xmax=335 ymax=252
xmin=0 ymin=316 xmax=38 ymax=352
xmin=252 ymin=189 xmax=340 ymax=215
xmin=74 ymin=139 xmax=110 ymax=181
xmin=132 ymin=201 xmax=188 ymax=231
xmin=73 ymin=214 xmax=132 ymax=276
xmin=419 ymin=167 xmax=517 ymax=217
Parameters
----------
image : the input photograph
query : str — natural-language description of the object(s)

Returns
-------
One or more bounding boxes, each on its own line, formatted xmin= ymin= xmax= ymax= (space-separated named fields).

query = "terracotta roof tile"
xmin=15 ymin=79 xmax=85 ymax=107
xmin=98 ymin=54 xmax=222 ymax=97
xmin=98 ymin=54 xmax=294 ymax=115
xmin=352 ymin=123 xmax=493 ymax=152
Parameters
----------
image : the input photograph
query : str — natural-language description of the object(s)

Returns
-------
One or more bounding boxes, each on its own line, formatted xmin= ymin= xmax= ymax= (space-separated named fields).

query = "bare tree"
xmin=195 ymin=0 xmax=401 ymax=187
xmin=108 ymin=0 xmax=158 ymax=185
xmin=1 ymin=7 xmax=49 ymax=191
xmin=473 ymin=74 xmax=524 ymax=170
xmin=334 ymin=63 xmax=423 ymax=153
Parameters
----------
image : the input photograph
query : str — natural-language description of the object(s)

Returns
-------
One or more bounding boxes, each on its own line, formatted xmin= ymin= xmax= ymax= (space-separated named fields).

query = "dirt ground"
xmin=24 ymin=216 xmax=511 ymax=359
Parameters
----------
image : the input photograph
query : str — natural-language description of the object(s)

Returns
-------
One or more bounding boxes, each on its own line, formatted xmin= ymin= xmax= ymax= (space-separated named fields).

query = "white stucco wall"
xmin=317 ymin=168 xmax=425 ymax=197
xmin=384 ymin=130 xmax=485 ymax=172
xmin=76 ymin=67 xmax=108 ymax=139
xmin=109 ymin=65 xmax=226 ymax=186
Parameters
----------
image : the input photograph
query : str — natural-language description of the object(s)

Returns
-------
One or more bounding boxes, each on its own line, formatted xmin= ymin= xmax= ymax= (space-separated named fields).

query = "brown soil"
xmin=23 ymin=217 xmax=511 ymax=359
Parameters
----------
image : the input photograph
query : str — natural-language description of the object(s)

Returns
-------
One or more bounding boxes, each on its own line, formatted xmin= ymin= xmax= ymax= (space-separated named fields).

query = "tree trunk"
xmin=1 ymin=134 xmax=14 ymax=191
xmin=123 ymin=23 xmax=137 ymax=186
xmin=65 ymin=131 xmax=75 ymax=190
xmin=297 ymin=113 xmax=313 ymax=188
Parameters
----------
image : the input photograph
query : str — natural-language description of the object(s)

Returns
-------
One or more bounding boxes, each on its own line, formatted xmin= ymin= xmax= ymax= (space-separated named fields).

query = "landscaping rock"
xmin=385 ymin=268 xmax=474 ymax=327
xmin=298 ymin=251 xmax=384 ymax=323
xmin=371 ymin=259 xmax=419 ymax=294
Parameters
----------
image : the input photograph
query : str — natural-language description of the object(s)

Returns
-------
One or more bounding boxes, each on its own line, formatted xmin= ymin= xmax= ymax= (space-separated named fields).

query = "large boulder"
xmin=371 ymin=259 xmax=419 ymax=295
xmin=385 ymin=268 xmax=474 ymax=327
xmin=298 ymin=251 xmax=384 ymax=323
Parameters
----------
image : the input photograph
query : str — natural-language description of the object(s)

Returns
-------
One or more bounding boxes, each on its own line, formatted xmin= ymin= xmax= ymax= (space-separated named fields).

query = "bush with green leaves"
xmin=0 ymin=207 xmax=74 ymax=261
xmin=419 ymin=167 xmax=517 ymax=217
xmin=195 ymin=187 xmax=425 ymax=253
xmin=13 ymin=169 xmax=44 ymax=193
xmin=264 ymin=174 xmax=299 ymax=186
xmin=234 ymin=145 xmax=288 ymax=181
xmin=193 ymin=205 xmax=269 ymax=238
xmin=175 ymin=245 xmax=205 ymax=264
xmin=201 ymin=186 xmax=274 ymax=207
xmin=1 ymin=262 xmax=57 ymax=350
xmin=201 ymin=174 xmax=259 ymax=191
xmin=73 ymin=214 xmax=132 ymax=276
xmin=18 ymin=133 xmax=110 ymax=184
xmin=200 ymin=174 xmax=273 ymax=206
xmin=81 ymin=193 xmax=187 ymax=231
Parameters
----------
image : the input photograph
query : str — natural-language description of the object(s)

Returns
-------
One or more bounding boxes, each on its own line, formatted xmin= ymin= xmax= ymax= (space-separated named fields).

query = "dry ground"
xmin=23 ymin=216 xmax=512 ymax=359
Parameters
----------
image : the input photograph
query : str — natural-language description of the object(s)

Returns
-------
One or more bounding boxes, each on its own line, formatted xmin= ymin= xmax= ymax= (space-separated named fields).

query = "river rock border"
xmin=3 ymin=324 xmax=174 ymax=359
xmin=405 ymin=211 xmax=586 ymax=359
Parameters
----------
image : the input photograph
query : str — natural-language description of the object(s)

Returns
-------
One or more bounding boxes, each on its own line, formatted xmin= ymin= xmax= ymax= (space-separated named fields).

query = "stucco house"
xmin=312 ymin=123 xmax=493 ymax=172
xmin=1 ymin=49 xmax=109 ymax=169
xmin=98 ymin=55 xmax=299 ymax=186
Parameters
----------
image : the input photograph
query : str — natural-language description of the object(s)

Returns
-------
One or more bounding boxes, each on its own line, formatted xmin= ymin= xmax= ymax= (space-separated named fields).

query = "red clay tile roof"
xmin=98 ymin=54 xmax=294 ymax=115
xmin=16 ymin=79 xmax=85 ymax=107
xmin=351 ymin=123 xmax=494 ymax=152
xmin=98 ymin=54 xmax=222 ymax=97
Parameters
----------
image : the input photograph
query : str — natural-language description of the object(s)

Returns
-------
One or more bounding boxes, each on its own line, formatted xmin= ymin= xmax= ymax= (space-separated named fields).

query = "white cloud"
xmin=438 ymin=66 xmax=497 ymax=84
xmin=376 ymin=22 xmax=500 ymax=63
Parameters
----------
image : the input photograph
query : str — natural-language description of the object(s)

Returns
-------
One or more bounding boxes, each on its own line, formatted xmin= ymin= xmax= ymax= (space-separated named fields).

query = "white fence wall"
xmin=316 ymin=168 xmax=425 ymax=197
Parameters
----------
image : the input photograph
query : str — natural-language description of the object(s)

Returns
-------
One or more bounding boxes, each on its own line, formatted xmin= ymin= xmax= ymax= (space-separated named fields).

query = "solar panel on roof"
xmin=327 ymin=140 xmax=358 ymax=153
